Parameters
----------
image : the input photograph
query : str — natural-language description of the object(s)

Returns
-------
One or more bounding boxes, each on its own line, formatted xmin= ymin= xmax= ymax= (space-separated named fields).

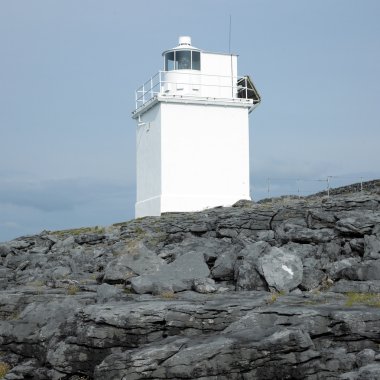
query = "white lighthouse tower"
xmin=132 ymin=36 xmax=260 ymax=218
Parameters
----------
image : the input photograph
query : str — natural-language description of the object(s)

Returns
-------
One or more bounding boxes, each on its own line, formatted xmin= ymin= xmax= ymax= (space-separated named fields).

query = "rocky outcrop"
xmin=1 ymin=181 xmax=380 ymax=379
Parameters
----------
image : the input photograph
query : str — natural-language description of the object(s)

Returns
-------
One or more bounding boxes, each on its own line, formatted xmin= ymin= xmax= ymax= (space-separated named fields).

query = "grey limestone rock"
xmin=341 ymin=363 xmax=380 ymax=380
xmin=276 ymin=222 xmax=336 ymax=243
xmin=335 ymin=211 xmax=380 ymax=236
xmin=328 ymin=258 xmax=361 ymax=280
xmin=0 ymin=243 xmax=11 ymax=257
xmin=192 ymin=278 xmax=217 ymax=293
xmin=234 ymin=241 xmax=269 ymax=291
xmin=356 ymin=349 xmax=376 ymax=367
xmin=331 ymin=280 xmax=380 ymax=293
xmin=364 ymin=235 xmax=380 ymax=259
xmin=96 ymin=283 xmax=124 ymax=303
xmin=131 ymin=251 xmax=210 ymax=294
xmin=338 ymin=260 xmax=380 ymax=281
xmin=103 ymin=240 xmax=164 ymax=284
xmin=211 ymin=248 xmax=238 ymax=280
xmin=1 ymin=183 xmax=380 ymax=379
xmin=300 ymin=268 xmax=326 ymax=290
xmin=257 ymin=246 xmax=303 ymax=292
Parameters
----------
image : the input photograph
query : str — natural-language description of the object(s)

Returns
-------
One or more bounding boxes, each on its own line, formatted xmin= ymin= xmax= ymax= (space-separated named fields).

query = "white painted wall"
xmin=201 ymin=52 xmax=237 ymax=77
xmin=160 ymin=101 xmax=250 ymax=213
xmin=135 ymin=105 xmax=161 ymax=217
xmin=201 ymin=52 xmax=237 ymax=98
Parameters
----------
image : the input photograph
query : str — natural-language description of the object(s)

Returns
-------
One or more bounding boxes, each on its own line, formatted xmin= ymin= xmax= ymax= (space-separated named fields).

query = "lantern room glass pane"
xmin=165 ymin=52 xmax=175 ymax=71
xmin=176 ymin=50 xmax=191 ymax=70
xmin=192 ymin=51 xmax=200 ymax=70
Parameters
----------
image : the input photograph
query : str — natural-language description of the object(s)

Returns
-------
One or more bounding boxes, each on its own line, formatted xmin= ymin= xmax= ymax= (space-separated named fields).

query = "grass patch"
xmin=0 ymin=362 xmax=10 ymax=379
xmin=112 ymin=221 xmax=129 ymax=227
xmin=160 ymin=291 xmax=176 ymax=299
xmin=266 ymin=290 xmax=286 ymax=305
xmin=345 ymin=292 xmax=380 ymax=307
xmin=51 ymin=225 xmax=105 ymax=237
xmin=6 ymin=311 xmax=20 ymax=321
xmin=67 ymin=284 xmax=79 ymax=295
xmin=28 ymin=280 xmax=45 ymax=287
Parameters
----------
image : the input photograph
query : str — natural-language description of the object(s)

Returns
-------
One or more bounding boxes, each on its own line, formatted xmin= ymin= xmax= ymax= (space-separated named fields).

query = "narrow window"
xmin=192 ymin=51 xmax=201 ymax=70
xmin=165 ymin=52 xmax=175 ymax=71
xmin=176 ymin=50 xmax=191 ymax=70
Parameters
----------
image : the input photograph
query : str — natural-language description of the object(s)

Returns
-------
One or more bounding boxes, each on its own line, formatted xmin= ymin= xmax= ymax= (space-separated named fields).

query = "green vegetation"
xmin=6 ymin=311 xmax=20 ymax=321
xmin=0 ymin=362 xmax=10 ymax=379
xmin=266 ymin=290 xmax=286 ymax=304
xmin=67 ymin=284 xmax=79 ymax=295
xmin=112 ymin=221 xmax=129 ymax=227
xmin=159 ymin=291 xmax=176 ymax=299
xmin=319 ymin=277 xmax=334 ymax=292
xmin=28 ymin=280 xmax=45 ymax=287
xmin=345 ymin=292 xmax=380 ymax=307
xmin=51 ymin=225 xmax=105 ymax=237
xmin=133 ymin=226 xmax=146 ymax=235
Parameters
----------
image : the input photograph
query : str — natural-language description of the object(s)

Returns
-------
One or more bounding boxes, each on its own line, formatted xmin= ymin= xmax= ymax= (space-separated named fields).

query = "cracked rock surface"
xmin=1 ymin=181 xmax=380 ymax=379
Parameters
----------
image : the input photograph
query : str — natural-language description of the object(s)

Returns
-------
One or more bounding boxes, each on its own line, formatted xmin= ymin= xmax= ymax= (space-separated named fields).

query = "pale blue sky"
xmin=1 ymin=0 xmax=379 ymax=241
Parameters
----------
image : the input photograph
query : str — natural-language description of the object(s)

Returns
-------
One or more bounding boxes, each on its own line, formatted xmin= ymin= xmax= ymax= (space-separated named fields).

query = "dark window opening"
xmin=164 ymin=50 xmax=201 ymax=71
xmin=165 ymin=52 xmax=175 ymax=71
xmin=176 ymin=50 xmax=191 ymax=70
xmin=192 ymin=51 xmax=200 ymax=70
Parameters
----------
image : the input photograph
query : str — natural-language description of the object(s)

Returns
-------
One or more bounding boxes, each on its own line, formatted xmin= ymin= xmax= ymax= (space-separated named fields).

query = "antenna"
xmin=229 ymin=15 xmax=233 ymax=97
xmin=228 ymin=14 xmax=232 ymax=53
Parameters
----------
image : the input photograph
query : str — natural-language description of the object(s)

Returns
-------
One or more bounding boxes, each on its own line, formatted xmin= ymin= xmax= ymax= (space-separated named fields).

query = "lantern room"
xmin=163 ymin=36 xmax=201 ymax=71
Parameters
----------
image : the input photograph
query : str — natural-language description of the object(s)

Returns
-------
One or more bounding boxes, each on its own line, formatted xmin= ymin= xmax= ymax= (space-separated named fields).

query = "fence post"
xmin=327 ymin=176 xmax=331 ymax=198
xmin=267 ymin=178 xmax=270 ymax=198
xmin=296 ymin=179 xmax=300 ymax=198
xmin=360 ymin=177 xmax=363 ymax=192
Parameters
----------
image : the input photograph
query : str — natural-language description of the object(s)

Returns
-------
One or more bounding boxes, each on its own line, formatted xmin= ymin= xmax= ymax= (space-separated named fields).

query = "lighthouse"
xmin=132 ymin=36 xmax=260 ymax=218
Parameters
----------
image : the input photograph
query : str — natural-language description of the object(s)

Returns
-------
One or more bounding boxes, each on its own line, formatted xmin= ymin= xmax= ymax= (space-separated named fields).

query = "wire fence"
xmin=252 ymin=175 xmax=380 ymax=201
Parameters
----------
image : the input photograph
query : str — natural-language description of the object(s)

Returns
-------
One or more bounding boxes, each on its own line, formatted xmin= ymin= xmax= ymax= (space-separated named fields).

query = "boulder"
xmin=335 ymin=212 xmax=380 ymax=236
xmin=338 ymin=260 xmax=380 ymax=281
xmin=257 ymin=247 xmax=303 ymax=292
xmin=330 ymin=280 xmax=380 ymax=293
xmin=341 ymin=363 xmax=380 ymax=380
xmin=103 ymin=240 xmax=164 ymax=284
xmin=192 ymin=278 xmax=218 ymax=293
xmin=328 ymin=258 xmax=361 ymax=280
xmin=0 ymin=244 xmax=11 ymax=257
xmin=355 ymin=349 xmax=376 ymax=367
xmin=211 ymin=249 xmax=238 ymax=280
xmin=299 ymin=268 xmax=325 ymax=291
xmin=234 ymin=241 xmax=269 ymax=291
xmin=364 ymin=235 xmax=380 ymax=259
xmin=276 ymin=222 xmax=336 ymax=243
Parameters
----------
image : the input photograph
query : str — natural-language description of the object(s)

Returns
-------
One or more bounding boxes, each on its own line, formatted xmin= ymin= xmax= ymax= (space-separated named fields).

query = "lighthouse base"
xmin=134 ymin=100 xmax=252 ymax=220
xmin=135 ymin=194 xmax=251 ymax=218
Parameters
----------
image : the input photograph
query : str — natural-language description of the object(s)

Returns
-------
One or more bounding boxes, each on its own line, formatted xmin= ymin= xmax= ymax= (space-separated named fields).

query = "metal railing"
xmin=135 ymin=71 xmax=253 ymax=110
